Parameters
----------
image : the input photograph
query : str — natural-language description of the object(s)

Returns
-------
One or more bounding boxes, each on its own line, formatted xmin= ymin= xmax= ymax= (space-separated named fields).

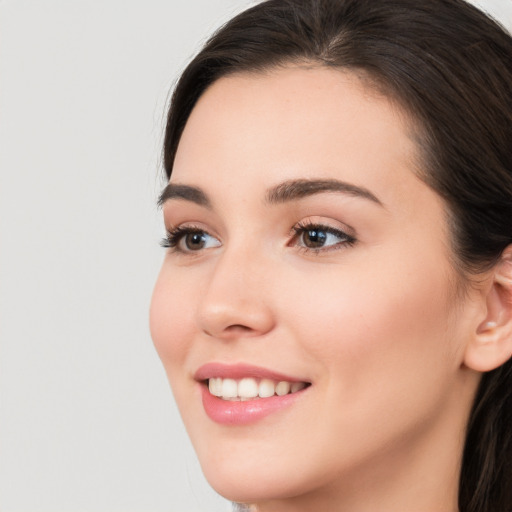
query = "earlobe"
xmin=464 ymin=246 xmax=512 ymax=373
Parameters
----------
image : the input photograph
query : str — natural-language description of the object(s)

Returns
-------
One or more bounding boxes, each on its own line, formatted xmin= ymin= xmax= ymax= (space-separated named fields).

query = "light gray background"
xmin=1 ymin=1 xmax=511 ymax=511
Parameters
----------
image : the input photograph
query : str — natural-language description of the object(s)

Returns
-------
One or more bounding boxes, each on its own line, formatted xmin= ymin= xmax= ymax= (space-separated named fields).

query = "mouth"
xmin=195 ymin=363 xmax=311 ymax=425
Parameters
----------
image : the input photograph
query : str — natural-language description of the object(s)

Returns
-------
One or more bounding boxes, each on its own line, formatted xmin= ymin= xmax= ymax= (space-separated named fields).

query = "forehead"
xmin=172 ymin=66 xmax=424 ymax=207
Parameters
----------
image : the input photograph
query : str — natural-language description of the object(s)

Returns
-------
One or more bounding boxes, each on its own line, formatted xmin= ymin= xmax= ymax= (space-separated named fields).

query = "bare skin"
xmin=150 ymin=66 xmax=497 ymax=511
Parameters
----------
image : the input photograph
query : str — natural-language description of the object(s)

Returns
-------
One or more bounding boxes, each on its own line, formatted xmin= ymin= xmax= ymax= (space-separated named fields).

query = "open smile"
xmin=195 ymin=363 xmax=311 ymax=425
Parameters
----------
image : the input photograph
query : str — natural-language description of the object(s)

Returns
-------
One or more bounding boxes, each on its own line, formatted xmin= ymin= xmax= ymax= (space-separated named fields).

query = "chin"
xmin=199 ymin=451 xmax=312 ymax=505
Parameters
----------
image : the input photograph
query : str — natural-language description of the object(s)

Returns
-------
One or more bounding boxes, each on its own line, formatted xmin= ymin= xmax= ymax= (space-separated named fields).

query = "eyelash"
xmin=160 ymin=222 xmax=356 ymax=254
xmin=160 ymin=225 xmax=208 ymax=250
xmin=291 ymin=221 xmax=356 ymax=253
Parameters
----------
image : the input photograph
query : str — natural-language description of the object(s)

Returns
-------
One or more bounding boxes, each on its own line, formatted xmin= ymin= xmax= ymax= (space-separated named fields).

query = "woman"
xmin=150 ymin=0 xmax=512 ymax=510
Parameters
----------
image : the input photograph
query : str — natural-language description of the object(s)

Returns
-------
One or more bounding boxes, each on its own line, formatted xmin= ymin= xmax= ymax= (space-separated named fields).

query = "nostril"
xmin=202 ymin=324 xmax=254 ymax=338
xmin=226 ymin=324 xmax=253 ymax=332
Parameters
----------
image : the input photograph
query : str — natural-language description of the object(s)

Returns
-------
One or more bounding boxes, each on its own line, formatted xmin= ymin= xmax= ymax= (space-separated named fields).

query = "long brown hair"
xmin=163 ymin=1 xmax=512 ymax=510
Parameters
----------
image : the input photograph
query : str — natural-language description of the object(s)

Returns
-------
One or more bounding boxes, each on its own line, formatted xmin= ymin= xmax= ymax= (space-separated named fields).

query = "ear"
xmin=464 ymin=246 xmax=512 ymax=373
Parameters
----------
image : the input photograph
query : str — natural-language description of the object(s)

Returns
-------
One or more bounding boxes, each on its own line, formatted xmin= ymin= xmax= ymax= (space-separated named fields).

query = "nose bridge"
xmin=196 ymin=240 xmax=274 ymax=338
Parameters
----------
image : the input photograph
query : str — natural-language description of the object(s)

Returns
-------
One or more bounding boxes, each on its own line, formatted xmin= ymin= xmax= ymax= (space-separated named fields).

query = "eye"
xmin=292 ymin=222 xmax=355 ymax=251
xmin=161 ymin=226 xmax=221 ymax=253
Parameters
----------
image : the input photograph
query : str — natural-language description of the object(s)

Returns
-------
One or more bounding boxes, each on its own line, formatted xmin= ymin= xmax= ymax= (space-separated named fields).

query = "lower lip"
xmin=200 ymin=385 xmax=306 ymax=425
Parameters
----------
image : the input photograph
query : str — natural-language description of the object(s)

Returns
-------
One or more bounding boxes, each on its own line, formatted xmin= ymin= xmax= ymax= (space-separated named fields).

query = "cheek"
xmin=149 ymin=266 xmax=195 ymax=372
xmin=266 ymin=257 xmax=463 ymax=477
xmin=285 ymin=254 xmax=459 ymax=412
xmin=150 ymin=267 xmax=209 ymax=438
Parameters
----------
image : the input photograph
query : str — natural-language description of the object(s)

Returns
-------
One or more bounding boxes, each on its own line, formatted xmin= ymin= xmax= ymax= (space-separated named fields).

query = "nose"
xmin=196 ymin=247 xmax=276 ymax=340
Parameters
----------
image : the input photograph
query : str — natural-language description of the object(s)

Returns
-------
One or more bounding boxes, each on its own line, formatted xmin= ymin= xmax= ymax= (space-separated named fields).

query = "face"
xmin=150 ymin=67 xmax=481 ymax=509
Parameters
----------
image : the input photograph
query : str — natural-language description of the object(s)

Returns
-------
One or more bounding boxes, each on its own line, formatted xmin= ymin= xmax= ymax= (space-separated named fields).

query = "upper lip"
xmin=194 ymin=362 xmax=309 ymax=383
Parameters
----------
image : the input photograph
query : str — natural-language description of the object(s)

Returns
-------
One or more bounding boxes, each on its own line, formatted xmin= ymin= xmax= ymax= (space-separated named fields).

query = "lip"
xmin=195 ymin=363 xmax=310 ymax=426
xmin=194 ymin=362 xmax=306 ymax=382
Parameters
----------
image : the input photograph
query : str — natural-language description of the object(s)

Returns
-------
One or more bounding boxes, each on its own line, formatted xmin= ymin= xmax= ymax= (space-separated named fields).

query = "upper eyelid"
xmin=165 ymin=220 xmax=215 ymax=234
xmin=292 ymin=224 xmax=355 ymax=240
xmin=292 ymin=217 xmax=356 ymax=237
xmin=167 ymin=224 xmax=219 ymax=240
xmin=293 ymin=224 xmax=352 ymax=236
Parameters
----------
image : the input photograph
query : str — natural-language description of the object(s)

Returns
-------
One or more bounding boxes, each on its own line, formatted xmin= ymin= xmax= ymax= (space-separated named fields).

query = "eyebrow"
xmin=266 ymin=178 xmax=383 ymax=206
xmin=158 ymin=183 xmax=211 ymax=208
xmin=158 ymin=178 xmax=383 ymax=209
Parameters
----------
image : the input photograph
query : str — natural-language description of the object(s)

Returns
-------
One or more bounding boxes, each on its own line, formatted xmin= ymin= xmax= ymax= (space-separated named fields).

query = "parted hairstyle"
xmin=162 ymin=1 xmax=512 ymax=511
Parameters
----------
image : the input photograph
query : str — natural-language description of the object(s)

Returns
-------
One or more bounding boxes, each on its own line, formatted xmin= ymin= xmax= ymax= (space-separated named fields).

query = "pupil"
xmin=304 ymin=229 xmax=326 ymax=248
xmin=186 ymin=232 xmax=205 ymax=250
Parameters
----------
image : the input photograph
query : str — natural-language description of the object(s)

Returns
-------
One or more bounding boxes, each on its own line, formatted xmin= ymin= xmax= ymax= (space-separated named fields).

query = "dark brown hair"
xmin=162 ymin=1 xmax=512 ymax=510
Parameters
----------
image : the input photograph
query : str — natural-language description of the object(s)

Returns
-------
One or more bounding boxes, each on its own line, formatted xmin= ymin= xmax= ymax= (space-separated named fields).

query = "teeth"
xmin=238 ymin=378 xmax=259 ymax=398
xmin=258 ymin=379 xmax=275 ymax=398
xmin=207 ymin=377 xmax=308 ymax=401
xmin=275 ymin=381 xmax=291 ymax=396
xmin=221 ymin=378 xmax=238 ymax=398
xmin=208 ymin=377 xmax=222 ymax=397
xmin=291 ymin=382 xmax=306 ymax=393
